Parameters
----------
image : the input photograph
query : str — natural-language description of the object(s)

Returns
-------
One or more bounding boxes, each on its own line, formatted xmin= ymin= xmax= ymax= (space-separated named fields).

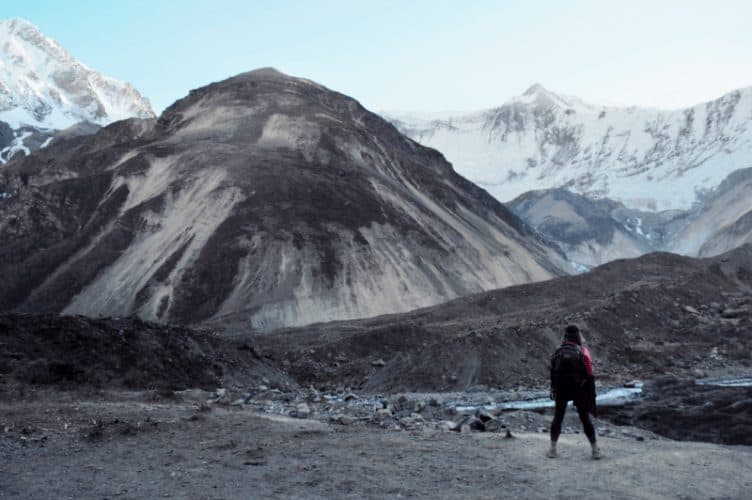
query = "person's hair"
xmin=564 ymin=324 xmax=581 ymax=344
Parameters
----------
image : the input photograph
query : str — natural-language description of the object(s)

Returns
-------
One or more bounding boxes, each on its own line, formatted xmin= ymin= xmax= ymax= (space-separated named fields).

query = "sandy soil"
xmin=2 ymin=391 xmax=751 ymax=499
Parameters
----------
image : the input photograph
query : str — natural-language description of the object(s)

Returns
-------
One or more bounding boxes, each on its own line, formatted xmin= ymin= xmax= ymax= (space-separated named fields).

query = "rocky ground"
xmin=3 ymin=385 xmax=752 ymax=499
xmin=2 ymin=246 xmax=752 ymax=497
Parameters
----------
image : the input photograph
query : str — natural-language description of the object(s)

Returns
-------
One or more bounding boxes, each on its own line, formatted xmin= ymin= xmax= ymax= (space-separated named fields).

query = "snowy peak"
xmin=388 ymin=85 xmax=752 ymax=212
xmin=507 ymin=82 xmax=595 ymax=111
xmin=522 ymin=82 xmax=548 ymax=96
xmin=0 ymin=18 xmax=154 ymax=129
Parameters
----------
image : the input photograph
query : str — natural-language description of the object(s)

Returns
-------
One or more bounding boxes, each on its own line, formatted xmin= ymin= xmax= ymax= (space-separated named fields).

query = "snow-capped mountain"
xmin=0 ymin=18 xmax=154 ymax=162
xmin=387 ymin=84 xmax=752 ymax=212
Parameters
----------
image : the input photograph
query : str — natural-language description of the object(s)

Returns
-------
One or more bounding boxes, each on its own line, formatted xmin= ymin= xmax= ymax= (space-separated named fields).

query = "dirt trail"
xmin=2 ymin=393 xmax=750 ymax=499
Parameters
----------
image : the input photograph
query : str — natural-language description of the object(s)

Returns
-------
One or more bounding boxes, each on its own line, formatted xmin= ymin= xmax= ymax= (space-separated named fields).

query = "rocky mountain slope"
xmin=254 ymin=244 xmax=752 ymax=392
xmin=0 ymin=18 xmax=154 ymax=163
xmin=507 ymin=188 xmax=660 ymax=269
xmin=0 ymin=313 xmax=287 ymax=390
xmin=387 ymin=84 xmax=752 ymax=212
xmin=0 ymin=68 xmax=569 ymax=330
xmin=671 ymin=167 xmax=752 ymax=257
xmin=508 ymin=167 xmax=752 ymax=268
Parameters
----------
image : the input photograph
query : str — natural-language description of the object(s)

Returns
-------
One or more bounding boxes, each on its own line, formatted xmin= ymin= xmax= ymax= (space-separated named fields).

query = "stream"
xmin=455 ymin=384 xmax=644 ymax=414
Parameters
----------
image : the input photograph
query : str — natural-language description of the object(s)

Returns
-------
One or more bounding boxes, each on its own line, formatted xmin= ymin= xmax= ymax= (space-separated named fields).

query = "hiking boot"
xmin=591 ymin=444 xmax=601 ymax=460
xmin=547 ymin=443 xmax=557 ymax=458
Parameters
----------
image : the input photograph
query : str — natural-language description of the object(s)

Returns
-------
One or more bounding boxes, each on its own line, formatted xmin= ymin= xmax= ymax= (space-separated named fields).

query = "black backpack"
xmin=551 ymin=343 xmax=585 ymax=386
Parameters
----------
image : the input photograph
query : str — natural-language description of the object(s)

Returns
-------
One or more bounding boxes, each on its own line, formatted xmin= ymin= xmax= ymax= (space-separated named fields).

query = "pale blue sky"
xmin=6 ymin=0 xmax=752 ymax=113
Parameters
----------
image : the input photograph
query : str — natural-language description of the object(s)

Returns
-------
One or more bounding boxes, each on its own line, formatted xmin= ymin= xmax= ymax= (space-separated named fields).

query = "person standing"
xmin=547 ymin=324 xmax=600 ymax=459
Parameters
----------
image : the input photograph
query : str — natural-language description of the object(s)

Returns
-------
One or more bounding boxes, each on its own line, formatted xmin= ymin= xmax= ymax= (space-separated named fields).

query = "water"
xmin=695 ymin=377 xmax=752 ymax=387
xmin=455 ymin=386 xmax=644 ymax=414
xmin=453 ymin=377 xmax=752 ymax=414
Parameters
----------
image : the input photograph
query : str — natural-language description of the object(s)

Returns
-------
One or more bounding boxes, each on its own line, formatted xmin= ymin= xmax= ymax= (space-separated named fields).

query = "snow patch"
xmin=0 ymin=130 xmax=31 ymax=163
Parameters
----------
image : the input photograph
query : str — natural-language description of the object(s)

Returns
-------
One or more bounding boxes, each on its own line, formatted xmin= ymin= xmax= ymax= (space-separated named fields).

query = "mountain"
xmin=508 ymin=165 xmax=752 ymax=267
xmin=507 ymin=188 xmax=662 ymax=269
xmin=256 ymin=244 xmax=752 ymax=392
xmin=671 ymin=167 xmax=752 ymax=257
xmin=0 ymin=18 xmax=154 ymax=163
xmin=386 ymin=84 xmax=752 ymax=212
xmin=0 ymin=68 xmax=569 ymax=330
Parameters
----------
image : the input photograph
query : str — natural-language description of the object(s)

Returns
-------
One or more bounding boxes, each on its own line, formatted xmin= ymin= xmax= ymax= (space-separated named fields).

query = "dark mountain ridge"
xmin=0 ymin=68 xmax=567 ymax=330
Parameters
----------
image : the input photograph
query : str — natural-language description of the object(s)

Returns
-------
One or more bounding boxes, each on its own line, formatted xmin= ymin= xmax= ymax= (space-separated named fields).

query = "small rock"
xmin=624 ymin=379 xmax=643 ymax=388
xmin=505 ymin=429 xmax=514 ymax=439
xmin=683 ymin=305 xmax=700 ymax=315
xmin=257 ymin=385 xmax=269 ymax=392
xmin=337 ymin=415 xmax=355 ymax=426
xmin=230 ymin=398 xmax=246 ymax=407
xmin=293 ymin=403 xmax=311 ymax=419
xmin=343 ymin=393 xmax=359 ymax=402
xmin=464 ymin=417 xmax=486 ymax=432
xmin=210 ymin=388 xmax=229 ymax=404
xmin=399 ymin=417 xmax=422 ymax=428
xmin=476 ymin=408 xmax=494 ymax=423
xmin=374 ymin=408 xmax=393 ymax=421
xmin=692 ymin=368 xmax=706 ymax=379
xmin=721 ymin=308 xmax=747 ymax=319
xmin=372 ymin=358 xmax=386 ymax=367
xmin=484 ymin=418 xmax=507 ymax=433
xmin=437 ymin=420 xmax=460 ymax=432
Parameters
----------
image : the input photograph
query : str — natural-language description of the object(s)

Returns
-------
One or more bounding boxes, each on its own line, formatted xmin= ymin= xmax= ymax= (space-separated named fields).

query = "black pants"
xmin=550 ymin=394 xmax=596 ymax=443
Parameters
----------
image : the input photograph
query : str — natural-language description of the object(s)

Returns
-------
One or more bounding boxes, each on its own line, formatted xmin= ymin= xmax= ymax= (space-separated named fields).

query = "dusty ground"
xmin=2 ymin=247 xmax=752 ymax=498
xmin=2 ymin=390 xmax=751 ymax=500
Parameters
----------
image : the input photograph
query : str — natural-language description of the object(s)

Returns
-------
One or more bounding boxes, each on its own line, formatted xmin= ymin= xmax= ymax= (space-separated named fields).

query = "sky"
xmin=5 ymin=0 xmax=752 ymax=114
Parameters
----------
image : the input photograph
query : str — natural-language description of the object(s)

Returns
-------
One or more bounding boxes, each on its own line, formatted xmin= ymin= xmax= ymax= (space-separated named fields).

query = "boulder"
xmin=437 ymin=420 xmax=460 ymax=432
xmin=484 ymin=418 xmax=507 ymax=433
xmin=337 ymin=415 xmax=355 ymax=426
xmin=210 ymin=388 xmax=230 ymax=404
xmin=374 ymin=408 xmax=393 ymax=421
xmin=292 ymin=403 xmax=311 ymax=419
xmin=399 ymin=416 xmax=423 ymax=428
xmin=476 ymin=408 xmax=494 ymax=423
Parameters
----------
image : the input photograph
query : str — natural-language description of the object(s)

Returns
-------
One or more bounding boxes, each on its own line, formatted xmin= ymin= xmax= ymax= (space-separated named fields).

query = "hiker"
xmin=547 ymin=324 xmax=600 ymax=459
